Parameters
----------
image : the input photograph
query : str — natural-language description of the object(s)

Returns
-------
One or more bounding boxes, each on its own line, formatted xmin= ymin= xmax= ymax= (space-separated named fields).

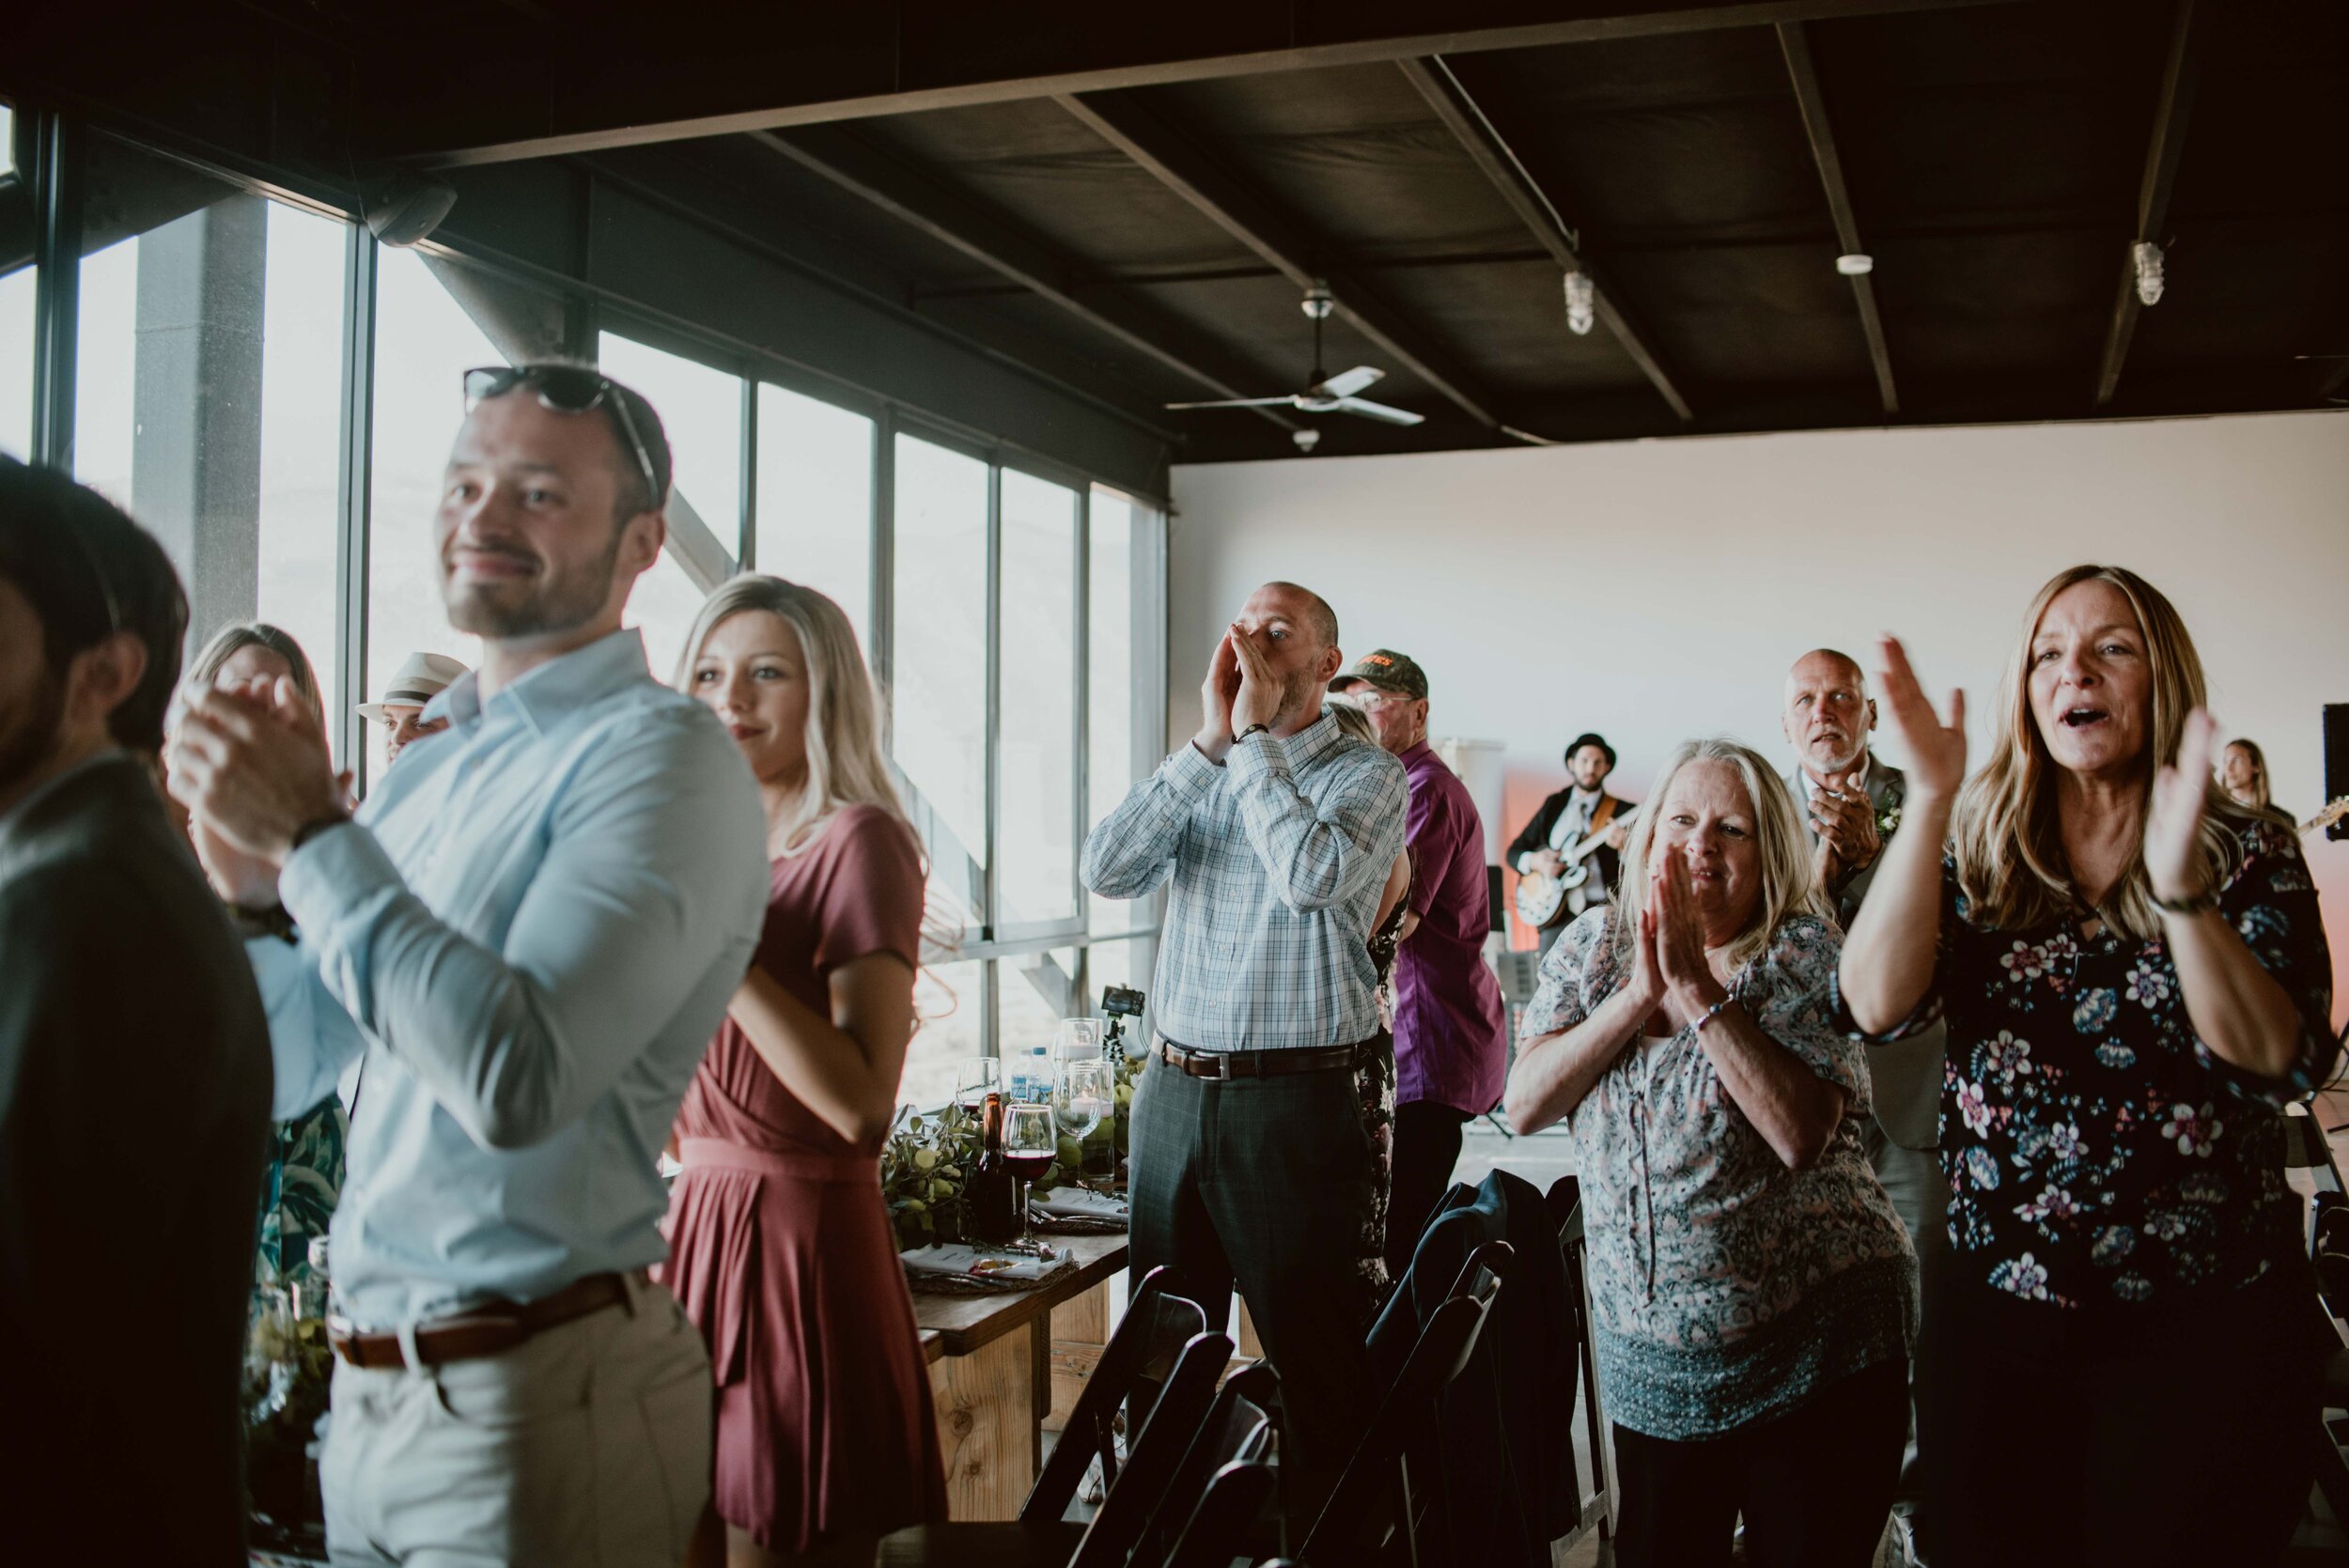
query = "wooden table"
xmin=913 ymin=1234 xmax=1129 ymax=1520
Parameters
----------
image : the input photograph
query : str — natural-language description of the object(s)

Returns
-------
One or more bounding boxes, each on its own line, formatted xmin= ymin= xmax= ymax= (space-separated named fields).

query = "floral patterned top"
xmin=1839 ymin=818 xmax=2336 ymax=1311
xmin=1525 ymin=908 xmax=1915 ymax=1440
xmin=256 ymin=1093 xmax=348 ymax=1293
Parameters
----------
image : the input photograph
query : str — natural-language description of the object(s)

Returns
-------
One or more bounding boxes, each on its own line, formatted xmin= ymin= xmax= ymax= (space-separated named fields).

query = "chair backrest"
xmin=2291 ymin=1109 xmax=2347 ymax=1194
xmin=1064 ymin=1329 xmax=1235 ymax=1568
xmin=1159 ymin=1460 xmax=1282 ymax=1568
xmin=1126 ymin=1364 xmax=1280 ymax=1567
xmin=1025 ymin=1265 xmax=1208 ymax=1521
xmin=1544 ymin=1173 xmax=1583 ymax=1247
xmin=1299 ymin=1253 xmax=1506 ymax=1562
xmin=1495 ymin=948 xmax=1543 ymax=1006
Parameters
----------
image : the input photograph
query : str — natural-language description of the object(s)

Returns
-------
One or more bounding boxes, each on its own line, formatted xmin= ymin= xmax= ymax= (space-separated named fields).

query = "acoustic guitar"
xmin=1515 ymin=807 xmax=1639 ymax=929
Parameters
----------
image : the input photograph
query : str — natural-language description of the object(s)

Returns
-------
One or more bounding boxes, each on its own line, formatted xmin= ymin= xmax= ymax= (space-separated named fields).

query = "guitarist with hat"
xmin=1506 ymin=733 xmax=1634 ymax=956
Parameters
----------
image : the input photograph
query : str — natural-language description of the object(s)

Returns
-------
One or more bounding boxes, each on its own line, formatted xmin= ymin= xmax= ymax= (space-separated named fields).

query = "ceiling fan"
xmin=1165 ymin=284 xmax=1425 ymax=448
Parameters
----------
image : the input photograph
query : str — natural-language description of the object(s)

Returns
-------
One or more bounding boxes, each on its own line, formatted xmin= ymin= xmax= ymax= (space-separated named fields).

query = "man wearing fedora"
xmin=1505 ymin=732 xmax=1635 ymax=956
xmin=358 ymin=651 xmax=468 ymax=769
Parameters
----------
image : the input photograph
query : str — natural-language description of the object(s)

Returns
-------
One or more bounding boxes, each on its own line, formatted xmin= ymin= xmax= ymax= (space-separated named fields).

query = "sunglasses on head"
xmin=460 ymin=365 xmax=662 ymax=511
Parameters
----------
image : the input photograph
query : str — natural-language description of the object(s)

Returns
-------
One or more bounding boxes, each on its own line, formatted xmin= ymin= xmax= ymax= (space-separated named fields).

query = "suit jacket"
xmin=1786 ymin=753 xmax=1944 ymax=1150
xmin=0 ymin=753 xmax=273 ymax=1564
xmin=1505 ymin=787 xmax=1632 ymax=914
xmin=1366 ymin=1170 xmax=1579 ymax=1568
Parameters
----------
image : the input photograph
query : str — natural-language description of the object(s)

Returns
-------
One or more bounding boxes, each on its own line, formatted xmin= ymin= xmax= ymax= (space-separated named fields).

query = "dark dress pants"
xmin=1613 ymin=1357 xmax=1908 ymax=1568
xmin=1128 ymin=1050 xmax=1378 ymax=1526
xmin=1919 ymin=1249 xmax=2323 ymax=1568
xmin=1385 ymin=1099 xmax=1470 ymax=1281
xmin=1858 ymin=1114 xmax=1948 ymax=1529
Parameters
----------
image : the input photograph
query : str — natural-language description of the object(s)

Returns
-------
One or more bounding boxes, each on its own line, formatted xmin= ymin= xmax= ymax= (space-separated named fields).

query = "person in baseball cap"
xmin=357 ymin=651 xmax=469 ymax=767
xmin=1329 ymin=647 xmax=1428 ymax=705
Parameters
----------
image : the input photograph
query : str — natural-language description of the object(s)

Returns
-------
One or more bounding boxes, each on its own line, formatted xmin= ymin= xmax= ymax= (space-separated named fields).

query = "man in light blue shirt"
xmin=170 ymin=365 xmax=766 ymax=1565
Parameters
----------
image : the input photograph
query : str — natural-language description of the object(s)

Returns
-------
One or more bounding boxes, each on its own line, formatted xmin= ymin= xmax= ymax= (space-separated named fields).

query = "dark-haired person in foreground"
xmin=1843 ymin=565 xmax=2336 ymax=1567
xmin=167 ymin=367 xmax=768 ymax=1565
xmin=0 ymin=458 xmax=272 ymax=1565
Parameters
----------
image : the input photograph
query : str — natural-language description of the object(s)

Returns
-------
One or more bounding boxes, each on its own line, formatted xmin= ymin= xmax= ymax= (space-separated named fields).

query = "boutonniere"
xmin=1877 ymin=803 xmax=1903 ymax=837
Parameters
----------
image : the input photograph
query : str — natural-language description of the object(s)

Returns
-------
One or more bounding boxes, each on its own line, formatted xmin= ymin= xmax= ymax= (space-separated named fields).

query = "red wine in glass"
xmin=1003 ymin=1153 xmax=1054 ymax=1183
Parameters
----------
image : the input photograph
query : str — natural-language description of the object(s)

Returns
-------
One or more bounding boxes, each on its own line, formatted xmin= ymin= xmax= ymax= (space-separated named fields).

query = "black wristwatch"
xmin=1233 ymin=723 xmax=1270 ymax=746
xmin=290 ymin=813 xmax=350 ymax=854
xmin=2151 ymin=885 xmax=2219 ymax=916
xmin=232 ymin=901 xmax=298 ymax=944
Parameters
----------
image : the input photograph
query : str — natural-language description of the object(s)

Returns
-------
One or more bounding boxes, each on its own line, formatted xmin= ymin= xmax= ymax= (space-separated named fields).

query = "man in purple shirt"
xmin=1332 ymin=650 xmax=1509 ymax=1278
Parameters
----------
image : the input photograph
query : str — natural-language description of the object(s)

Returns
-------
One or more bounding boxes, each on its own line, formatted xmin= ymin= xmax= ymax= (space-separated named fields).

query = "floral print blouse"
xmin=1524 ymin=908 xmax=1915 ymax=1440
xmin=1841 ymin=819 xmax=2336 ymax=1311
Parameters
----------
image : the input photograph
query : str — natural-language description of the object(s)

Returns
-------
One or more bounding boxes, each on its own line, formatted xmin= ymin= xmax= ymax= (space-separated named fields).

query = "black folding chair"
xmin=879 ymin=1267 xmax=1224 ymax=1568
xmin=1128 ymin=1364 xmax=1282 ymax=1568
xmin=1298 ymin=1249 xmax=1506 ymax=1567
xmin=1546 ymin=1173 xmax=1612 ymax=1544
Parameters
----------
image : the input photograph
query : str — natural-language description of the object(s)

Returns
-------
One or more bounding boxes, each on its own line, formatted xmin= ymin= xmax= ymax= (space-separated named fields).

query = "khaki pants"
xmin=323 ymin=1271 xmax=712 ymax=1567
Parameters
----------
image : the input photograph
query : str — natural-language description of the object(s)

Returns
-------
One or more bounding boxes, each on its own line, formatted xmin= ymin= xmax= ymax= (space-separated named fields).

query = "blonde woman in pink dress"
xmin=663 ymin=574 xmax=946 ymax=1567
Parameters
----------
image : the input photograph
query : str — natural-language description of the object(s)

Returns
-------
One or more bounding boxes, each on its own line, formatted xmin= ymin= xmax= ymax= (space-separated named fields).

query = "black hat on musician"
xmin=1564 ymin=732 xmax=1615 ymax=769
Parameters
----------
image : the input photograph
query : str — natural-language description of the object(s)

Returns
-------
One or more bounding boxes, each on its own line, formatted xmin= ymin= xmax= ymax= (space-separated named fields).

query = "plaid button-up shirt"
xmin=1081 ymin=711 xmax=1409 ymax=1050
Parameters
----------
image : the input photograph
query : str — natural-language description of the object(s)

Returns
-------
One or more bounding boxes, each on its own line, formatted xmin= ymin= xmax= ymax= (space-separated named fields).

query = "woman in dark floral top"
xmin=1843 ymin=565 xmax=2336 ymax=1568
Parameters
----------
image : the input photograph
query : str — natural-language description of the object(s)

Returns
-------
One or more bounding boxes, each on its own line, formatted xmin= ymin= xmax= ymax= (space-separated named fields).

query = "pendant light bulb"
xmin=1563 ymin=272 xmax=1595 ymax=336
xmin=2133 ymin=241 xmax=2165 ymax=307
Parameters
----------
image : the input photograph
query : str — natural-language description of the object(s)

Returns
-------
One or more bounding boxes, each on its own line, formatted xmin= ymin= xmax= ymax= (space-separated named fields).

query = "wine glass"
xmin=955 ymin=1057 xmax=1000 ymax=1117
xmin=1003 ymin=1104 xmax=1058 ymax=1248
xmin=1052 ymin=1017 xmax=1104 ymax=1064
xmin=1055 ymin=1059 xmax=1112 ymax=1185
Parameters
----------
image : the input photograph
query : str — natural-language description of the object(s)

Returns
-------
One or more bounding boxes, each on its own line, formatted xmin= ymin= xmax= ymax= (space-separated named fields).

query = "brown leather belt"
xmin=327 ymin=1270 xmax=637 ymax=1370
xmin=1153 ymin=1036 xmax=1368 ymax=1080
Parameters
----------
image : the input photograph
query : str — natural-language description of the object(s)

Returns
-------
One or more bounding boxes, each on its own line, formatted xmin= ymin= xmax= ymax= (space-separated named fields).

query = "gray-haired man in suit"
xmin=1782 ymin=646 xmax=1946 ymax=1561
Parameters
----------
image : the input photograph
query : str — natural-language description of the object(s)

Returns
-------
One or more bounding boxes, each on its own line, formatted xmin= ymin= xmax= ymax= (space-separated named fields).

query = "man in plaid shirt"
xmin=1082 ymin=579 xmax=1408 ymax=1521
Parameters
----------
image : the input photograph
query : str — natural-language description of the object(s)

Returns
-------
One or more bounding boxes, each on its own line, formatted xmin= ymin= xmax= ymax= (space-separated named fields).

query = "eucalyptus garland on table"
xmin=881 ymin=1049 xmax=1143 ymax=1250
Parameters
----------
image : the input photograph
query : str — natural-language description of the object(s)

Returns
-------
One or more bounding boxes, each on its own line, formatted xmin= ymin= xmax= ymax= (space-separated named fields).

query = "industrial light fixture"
xmin=1836 ymin=253 xmax=1875 ymax=276
xmin=1301 ymin=281 xmax=1334 ymax=320
xmin=2133 ymin=241 xmax=2165 ymax=306
xmin=1292 ymin=427 xmax=1322 ymax=453
xmin=1563 ymin=272 xmax=1595 ymax=335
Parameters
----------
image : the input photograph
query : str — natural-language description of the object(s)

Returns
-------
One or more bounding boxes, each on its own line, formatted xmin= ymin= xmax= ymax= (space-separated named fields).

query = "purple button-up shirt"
xmin=1392 ymin=741 xmax=1509 ymax=1114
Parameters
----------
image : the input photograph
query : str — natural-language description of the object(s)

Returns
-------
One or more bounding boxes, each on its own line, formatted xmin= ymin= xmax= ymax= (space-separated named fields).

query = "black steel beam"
xmin=1776 ymin=22 xmax=1898 ymax=416
xmin=748 ymin=127 xmax=1299 ymax=432
xmin=365 ymin=0 xmax=2028 ymax=169
xmin=1058 ymin=87 xmax=1512 ymax=437
xmin=2093 ymin=0 xmax=2201 ymax=408
xmin=28 ymin=112 xmax=83 ymax=471
xmin=1397 ymin=55 xmax=1694 ymax=424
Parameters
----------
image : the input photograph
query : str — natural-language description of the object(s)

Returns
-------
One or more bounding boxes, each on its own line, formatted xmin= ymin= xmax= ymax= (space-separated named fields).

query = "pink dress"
xmin=661 ymin=804 xmax=948 ymax=1548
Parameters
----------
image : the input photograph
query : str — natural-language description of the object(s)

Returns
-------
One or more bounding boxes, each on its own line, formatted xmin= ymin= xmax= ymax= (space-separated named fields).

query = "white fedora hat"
xmin=357 ymin=651 xmax=471 ymax=722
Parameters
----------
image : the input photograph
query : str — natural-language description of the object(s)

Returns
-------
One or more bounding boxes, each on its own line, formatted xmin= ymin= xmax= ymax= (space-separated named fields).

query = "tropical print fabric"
xmin=1523 ymin=907 xmax=1915 ymax=1439
xmin=257 ymin=1094 xmax=347 ymax=1294
xmin=1841 ymin=818 xmax=2335 ymax=1310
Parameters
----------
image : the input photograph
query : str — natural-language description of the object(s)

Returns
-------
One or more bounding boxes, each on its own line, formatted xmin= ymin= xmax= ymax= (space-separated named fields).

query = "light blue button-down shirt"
xmin=252 ymin=629 xmax=767 ymax=1327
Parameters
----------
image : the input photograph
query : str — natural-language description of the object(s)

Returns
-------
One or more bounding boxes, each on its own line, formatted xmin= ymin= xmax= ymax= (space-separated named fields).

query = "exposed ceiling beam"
xmin=2093 ymin=0 xmax=2201 ymax=408
xmin=1397 ymin=54 xmax=1694 ymax=424
xmin=748 ymin=127 xmax=1301 ymax=432
xmin=374 ymin=0 xmax=2029 ymax=169
xmin=1058 ymin=87 xmax=1518 ymax=438
xmin=1777 ymin=21 xmax=1898 ymax=416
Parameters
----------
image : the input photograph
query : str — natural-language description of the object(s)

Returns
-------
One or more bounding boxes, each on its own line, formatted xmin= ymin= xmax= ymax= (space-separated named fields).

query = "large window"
xmin=892 ymin=432 xmax=990 ymax=931
xmin=996 ymin=469 xmax=1080 ymax=932
xmin=254 ymin=203 xmax=350 ymax=728
xmin=19 ymin=112 xmax=1165 ymax=1111
xmin=754 ymin=380 xmax=873 ymax=647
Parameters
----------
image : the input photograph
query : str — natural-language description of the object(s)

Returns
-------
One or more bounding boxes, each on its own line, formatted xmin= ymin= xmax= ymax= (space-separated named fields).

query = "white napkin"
xmin=1034 ymin=1186 xmax=1129 ymax=1221
xmin=899 ymin=1243 xmax=1069 ymax=1282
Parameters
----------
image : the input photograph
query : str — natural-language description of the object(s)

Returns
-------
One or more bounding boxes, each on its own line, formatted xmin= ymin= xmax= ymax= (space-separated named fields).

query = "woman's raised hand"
xmin=1875 ymin=633 xmax=1967 ymax=805
xmin=2146 ymin=706 xmax=2220 ymax=904
xmin=1651 ymin=852 xmax=1716 ymax=1005
xmin=1624 ymin=899 xmax=1667 ymax=1016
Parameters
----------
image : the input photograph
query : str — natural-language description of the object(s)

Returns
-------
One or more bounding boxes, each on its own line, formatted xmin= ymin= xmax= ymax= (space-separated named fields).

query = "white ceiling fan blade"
xmin=1312 ymin=365 xmax=1384 ymax=399
xmin=1332 ymin=396 xmax=1424 ymax=427
xmin=1164 ymin=396 xmax=1299 ymax=411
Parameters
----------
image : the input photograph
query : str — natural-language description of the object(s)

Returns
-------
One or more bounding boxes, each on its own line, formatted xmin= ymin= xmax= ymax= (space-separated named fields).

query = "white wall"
xmin=1169 ymin=409 xmax=2349 ymax=1024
